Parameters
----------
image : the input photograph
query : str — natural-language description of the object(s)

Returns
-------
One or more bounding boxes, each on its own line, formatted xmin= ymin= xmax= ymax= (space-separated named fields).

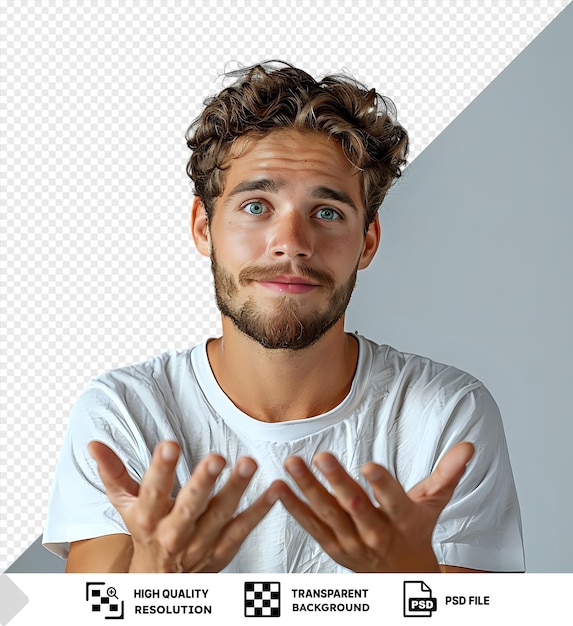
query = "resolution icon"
xmin=86 ymin=582 xmax=125 ymax=620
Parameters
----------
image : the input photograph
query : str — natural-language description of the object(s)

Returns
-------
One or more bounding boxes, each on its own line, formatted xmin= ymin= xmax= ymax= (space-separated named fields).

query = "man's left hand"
xmin=273 ymin=442 xmax=474 ymax=572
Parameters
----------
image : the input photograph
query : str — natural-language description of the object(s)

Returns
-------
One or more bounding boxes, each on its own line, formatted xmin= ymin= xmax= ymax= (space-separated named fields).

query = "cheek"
xmin=217 ymin=226 xmax=265 ymax=266
xmin=322 ymin=232 xmax=365 ymax=271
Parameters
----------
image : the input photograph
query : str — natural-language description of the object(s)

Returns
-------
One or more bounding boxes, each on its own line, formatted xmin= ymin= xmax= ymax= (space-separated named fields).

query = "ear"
xmin=190 ymin=196 xmax=211 ymax=257
xmin=357 ymin=214 xmax=381 ymax=270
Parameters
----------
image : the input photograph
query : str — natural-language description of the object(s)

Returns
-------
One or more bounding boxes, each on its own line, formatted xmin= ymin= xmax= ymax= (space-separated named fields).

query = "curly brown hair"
xmin=186 ymin=61 xmax=409 ymax=227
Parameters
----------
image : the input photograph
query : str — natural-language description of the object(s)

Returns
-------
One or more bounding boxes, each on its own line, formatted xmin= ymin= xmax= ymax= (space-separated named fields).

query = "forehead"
xmin=221 ymin=129 xmax=362 ymax=195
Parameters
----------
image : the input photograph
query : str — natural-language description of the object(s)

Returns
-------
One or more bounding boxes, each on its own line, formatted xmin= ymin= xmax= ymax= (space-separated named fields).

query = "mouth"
xmin=256 ymin=274 xmax=320 ymax=295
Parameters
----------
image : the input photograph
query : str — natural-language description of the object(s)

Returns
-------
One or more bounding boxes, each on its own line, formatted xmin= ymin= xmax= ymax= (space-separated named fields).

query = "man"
xmin=43 ymin=62 xmax=524 ymax=573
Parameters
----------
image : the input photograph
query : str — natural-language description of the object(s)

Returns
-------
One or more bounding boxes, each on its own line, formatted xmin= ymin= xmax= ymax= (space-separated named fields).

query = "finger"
xmin=135 ymin=441 xmax=181 ymax=525
xmin=163 ymin=453 xmax=227 ymax=544
xmin=360 ymin=461 xmax=411 ymax=521
xmin=193 ymin=457 xmax=259 ymax=538
xmin=273 ymin=479 xmax=339 ymax=551
xmin=88 ymin=440 xmax=140 ymax=502
xmin=199 ymin=485 xmax=280 ymax=572
xmin=313 ymin=452 xmax=381 ymax=518
xmin=409 ymin=442 xmax=475 ymax=504
xmin=313 ymin=453 xmax=391 ymax=545
xmin=285 ymin=456 xmax=356 ymax=531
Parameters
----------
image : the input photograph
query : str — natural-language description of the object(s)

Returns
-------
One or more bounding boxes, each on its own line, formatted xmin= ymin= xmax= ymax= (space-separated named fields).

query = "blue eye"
xmin=317 ymin=207 xmax=340 ymax=221
xmin=244 ymin=201 xmax=265 ymax=215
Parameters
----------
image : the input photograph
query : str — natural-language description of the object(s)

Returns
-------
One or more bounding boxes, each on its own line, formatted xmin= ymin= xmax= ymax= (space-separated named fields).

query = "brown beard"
xmin=210 ymin=251 xmax=358 ymax=350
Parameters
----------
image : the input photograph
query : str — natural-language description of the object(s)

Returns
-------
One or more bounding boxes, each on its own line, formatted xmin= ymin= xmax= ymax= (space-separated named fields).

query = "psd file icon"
xmin=403 ymin=581 xmax=437 ymax=617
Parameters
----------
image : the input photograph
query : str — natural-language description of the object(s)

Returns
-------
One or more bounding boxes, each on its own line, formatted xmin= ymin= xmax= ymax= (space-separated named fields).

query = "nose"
xmin=266 ymin=210 xmax=313 ymax=260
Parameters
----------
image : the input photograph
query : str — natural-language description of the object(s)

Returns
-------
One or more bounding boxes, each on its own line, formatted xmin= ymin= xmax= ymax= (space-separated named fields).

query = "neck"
xmin=206 ymin=317 xmax=359 ymax=422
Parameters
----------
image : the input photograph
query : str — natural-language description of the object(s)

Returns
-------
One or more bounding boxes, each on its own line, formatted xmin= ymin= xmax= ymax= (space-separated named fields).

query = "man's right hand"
xmin=75 ymin=440 xmax=277 ymax=573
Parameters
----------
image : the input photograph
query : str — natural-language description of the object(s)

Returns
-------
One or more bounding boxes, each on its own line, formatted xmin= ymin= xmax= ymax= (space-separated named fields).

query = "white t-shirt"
xmin=43 ymin=335 xmax=525 ymax=572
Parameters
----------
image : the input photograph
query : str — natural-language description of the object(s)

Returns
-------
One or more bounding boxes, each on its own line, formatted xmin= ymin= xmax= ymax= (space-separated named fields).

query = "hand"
xmin=88 ymin=440 xmax=277 ymax=572
xmin=274 ymin=442 xmax=474 ymax=572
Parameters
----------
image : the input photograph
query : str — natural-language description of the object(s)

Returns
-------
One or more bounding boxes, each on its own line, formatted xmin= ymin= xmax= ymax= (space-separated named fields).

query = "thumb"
xmin=88 ymin=440 xmax=140 ymax=498
xmin=409 ymin=442 xmax=474 ymax=503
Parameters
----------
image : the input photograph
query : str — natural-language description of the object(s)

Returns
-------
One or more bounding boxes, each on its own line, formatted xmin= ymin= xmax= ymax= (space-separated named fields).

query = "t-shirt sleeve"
xmin=42 ymin=382 xmax=153 ymax=559
xmin=429 ymin=382 xmax=525 ymax=571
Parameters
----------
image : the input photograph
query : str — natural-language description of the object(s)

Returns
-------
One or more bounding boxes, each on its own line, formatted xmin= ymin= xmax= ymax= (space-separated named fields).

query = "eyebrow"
xmin=310 ymin=186 xmax=359 ymax=213
xmin=226 ymin=178 xmax=283 ymax=200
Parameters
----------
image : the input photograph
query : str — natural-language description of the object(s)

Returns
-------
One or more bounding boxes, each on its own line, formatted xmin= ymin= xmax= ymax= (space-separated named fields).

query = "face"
xmin=193 ymin=129 xmax=380 ymax=350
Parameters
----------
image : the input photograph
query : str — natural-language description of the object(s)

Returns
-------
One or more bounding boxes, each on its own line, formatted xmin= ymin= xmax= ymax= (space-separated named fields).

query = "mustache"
xmin=238 ymin=262 xmax=336 ymax=290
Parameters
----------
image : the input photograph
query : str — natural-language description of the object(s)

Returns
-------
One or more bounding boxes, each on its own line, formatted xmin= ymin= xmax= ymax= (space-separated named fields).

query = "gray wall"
xmin=347 ymin=4 xmax=572 ymax=572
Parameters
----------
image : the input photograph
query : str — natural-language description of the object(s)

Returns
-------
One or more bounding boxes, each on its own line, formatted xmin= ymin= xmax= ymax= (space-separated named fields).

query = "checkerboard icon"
xmin=244 ymin=582 xmax=281 ymax=617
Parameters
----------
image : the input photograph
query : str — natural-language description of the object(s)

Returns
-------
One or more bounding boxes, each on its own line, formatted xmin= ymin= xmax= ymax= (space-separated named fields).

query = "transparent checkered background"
xmin=1 ymin=0 xmax=570 ymax=571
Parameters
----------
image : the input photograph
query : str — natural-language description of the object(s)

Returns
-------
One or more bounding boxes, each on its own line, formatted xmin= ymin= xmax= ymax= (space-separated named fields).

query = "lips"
xmin=257 ymin=274 xmax=320 ymax=294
